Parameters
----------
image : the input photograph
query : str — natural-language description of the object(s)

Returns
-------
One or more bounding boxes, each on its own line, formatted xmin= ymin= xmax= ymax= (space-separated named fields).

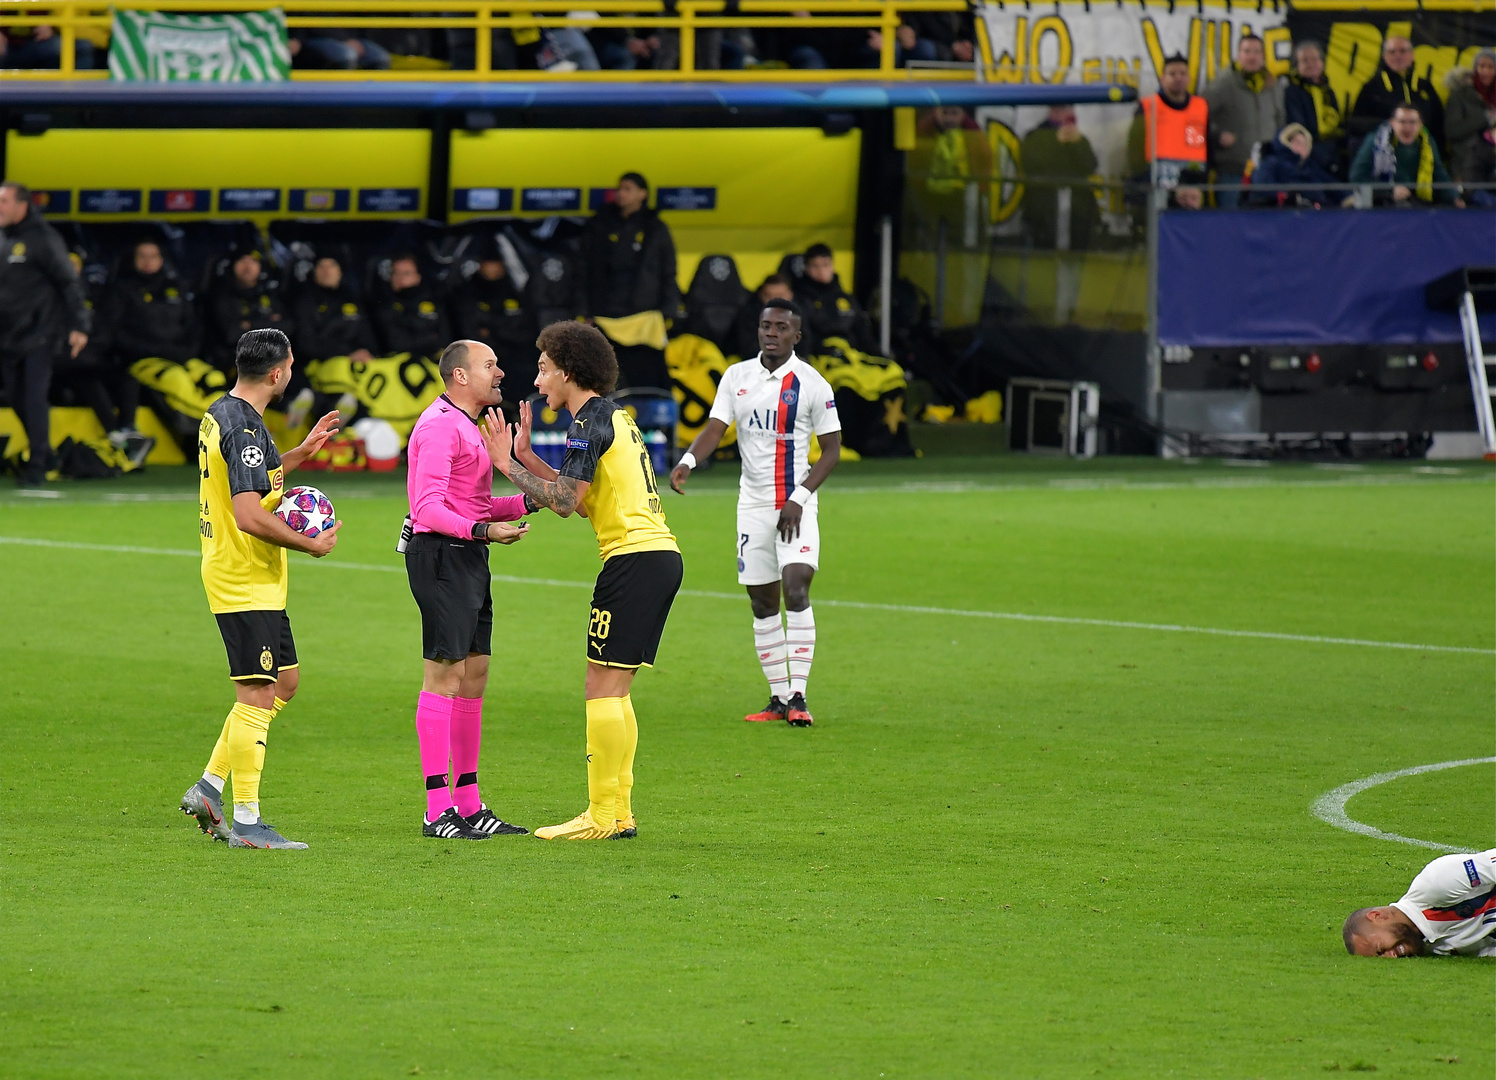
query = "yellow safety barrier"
xmin=0 ymin=0 xmax=977 ymax=81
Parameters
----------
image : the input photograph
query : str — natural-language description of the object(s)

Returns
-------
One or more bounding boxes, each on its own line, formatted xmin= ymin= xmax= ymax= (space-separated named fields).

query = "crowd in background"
xmin=0 ymin=11 xmax=977 ymax=72
xmin=1128 ymin=35 xmax=1495 ymax=211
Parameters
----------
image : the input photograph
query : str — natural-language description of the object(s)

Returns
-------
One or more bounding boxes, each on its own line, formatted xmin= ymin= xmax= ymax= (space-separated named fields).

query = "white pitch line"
xmin=1310 ymin=758 xmax=1496 ymax=851
xmin=3 ymin=534 xmax=1492 ymax=656
xmin=0 ymin=469 xmax=1487 ymax=508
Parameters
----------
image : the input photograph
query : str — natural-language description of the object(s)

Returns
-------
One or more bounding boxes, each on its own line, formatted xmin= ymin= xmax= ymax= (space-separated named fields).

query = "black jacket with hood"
xmin=0 ymin=206 xmax=91 ymax=355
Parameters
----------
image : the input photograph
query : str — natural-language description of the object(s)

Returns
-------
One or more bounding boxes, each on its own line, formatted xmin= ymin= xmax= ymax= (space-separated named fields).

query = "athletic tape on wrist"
xmin=679 ymin=451 xmax=697 ymax=471
xmin=787 ymin=485 xmax=813 ymax=506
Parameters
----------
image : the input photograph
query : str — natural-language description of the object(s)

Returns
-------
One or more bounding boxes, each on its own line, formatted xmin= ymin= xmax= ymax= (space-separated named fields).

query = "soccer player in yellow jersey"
xmin=179 ymin=329 xmax=341 ymax=849
xmin=482 ymin=322 xmax=682 ymax=840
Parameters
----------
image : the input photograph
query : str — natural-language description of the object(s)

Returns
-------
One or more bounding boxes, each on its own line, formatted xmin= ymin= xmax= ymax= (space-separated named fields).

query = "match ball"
xmin=275 ymin=485 xmax=335 ymax=538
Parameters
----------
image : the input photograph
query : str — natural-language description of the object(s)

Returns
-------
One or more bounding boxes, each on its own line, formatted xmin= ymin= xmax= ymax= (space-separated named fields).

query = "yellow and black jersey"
xmin=198 ymin=393 xmax=288 ymax=614
xmin=559 ymin=396 xmax=678 ymax=562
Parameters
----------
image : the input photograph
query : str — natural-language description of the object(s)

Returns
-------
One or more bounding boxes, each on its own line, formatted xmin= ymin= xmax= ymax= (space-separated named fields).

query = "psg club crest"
xmin=781 ymin=388 xmax=798 ymax=406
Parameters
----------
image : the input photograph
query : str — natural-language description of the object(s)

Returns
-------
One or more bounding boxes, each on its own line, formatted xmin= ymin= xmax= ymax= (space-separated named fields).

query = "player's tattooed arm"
xmin=481 ymin=411 xmax=590 ymax=517
xmin=503 ymin=465 xmax=589 ymax=518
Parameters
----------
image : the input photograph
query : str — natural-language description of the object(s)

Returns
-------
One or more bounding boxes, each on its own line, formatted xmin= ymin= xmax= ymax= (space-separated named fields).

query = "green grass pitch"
xmin=1 ymin=456 xmax=1492 ymax=1078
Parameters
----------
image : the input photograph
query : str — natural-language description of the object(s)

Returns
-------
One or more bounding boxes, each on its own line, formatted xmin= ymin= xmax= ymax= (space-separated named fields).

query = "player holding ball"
xmin=180 ymin=328 xmax=341 ymax=850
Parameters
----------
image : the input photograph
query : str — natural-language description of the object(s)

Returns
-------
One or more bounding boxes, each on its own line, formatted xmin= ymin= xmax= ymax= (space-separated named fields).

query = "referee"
xmin=405 ymin=340 xmax=530 ymax=840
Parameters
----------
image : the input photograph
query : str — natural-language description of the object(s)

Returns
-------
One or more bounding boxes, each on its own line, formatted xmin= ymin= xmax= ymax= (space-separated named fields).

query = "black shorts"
xmin=216 ymin=609 xmax=298 ymax=682
xmin=587 ymin=549 xmax=683 ymax=669
xmin=405 ymin=533 xmax=492 ymax=661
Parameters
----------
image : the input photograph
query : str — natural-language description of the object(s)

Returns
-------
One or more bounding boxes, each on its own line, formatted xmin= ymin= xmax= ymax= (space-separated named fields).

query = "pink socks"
xmin=416 ymin=691 xmax=454 ymax=821
xmin=450 ymin=696 xmax=483 ymax=817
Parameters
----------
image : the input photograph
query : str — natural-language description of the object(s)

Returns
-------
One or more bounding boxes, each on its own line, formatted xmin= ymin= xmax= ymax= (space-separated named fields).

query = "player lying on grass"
xmin=482 ymin=321 xmax=683 ymax=840
xmin=404 ymin=340 xmax=531 ymax=841
xmin=670 ymin=298 xmax=841 ymax=727
xmin=1343 ymin=848 xmax=1496 ymax=957
xmin=180 ymin=328 xmax=341 ymax=850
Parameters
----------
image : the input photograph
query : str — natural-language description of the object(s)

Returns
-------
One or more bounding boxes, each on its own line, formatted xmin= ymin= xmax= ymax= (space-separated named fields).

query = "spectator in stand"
xmin=0 ymin=181 xmax=90 ymax=486
xmin=755 ymin=20 xmax=859 ymax=70
xmin=74 ymin=239 xmax=195 ymax=456
xmin=288 ymin=27 xmax=392 ymax=71
xmin=1284 ymin=40 xmax=1348 ymax=179
xmin=1020 ymin=105 xmax=1101 ymax=250
xmin=1248 ymin=124 xmax=1339 ymax=208
xmin=1204 ymin=34 xmax=1284 ymax=208
xmin=293 ymin=255 xmax=376 ymax=363
xmin=447 ymin=240 xmax=538 ymax=411
xmin=581 ymin=172 xmax=680 ymax=389
xmin=1348 ymin=104 xmax=1463 ymax=207
xmin=289 ymin=254 xmax=376 ymax=426
xmin=1444 ymin=50 xmax=1496 ymax=188
xmin=0 ymin=20 xmax=96 ymax=69
xmin=51 ymin=249 xmax=154 ymax=466
xmin=861 ymin=10 xmax=974 ymax=68
xmin=204 ymin=246 xmax=290 ymax=373
xmin=795 ymin=243 xmax=876 ymax=356
xmin=1348 ymin=36 xmax=1445 ymax=152
xmin=592 ymin=23 xmax=678 ymax=70
xmin=732 ymin=274 xmax=795 ymax=360
xmin=104 ymin=240 xmax=201 ymax=368
xmin=1127 ymin=54 xmax=1208 ymax=209
xmin=374 ymin=253 xmax=450 ymax=361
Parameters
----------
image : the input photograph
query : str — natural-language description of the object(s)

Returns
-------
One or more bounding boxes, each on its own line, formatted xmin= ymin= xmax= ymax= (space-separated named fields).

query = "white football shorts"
xmin=736 ymin=502 xmax=820 ymax=586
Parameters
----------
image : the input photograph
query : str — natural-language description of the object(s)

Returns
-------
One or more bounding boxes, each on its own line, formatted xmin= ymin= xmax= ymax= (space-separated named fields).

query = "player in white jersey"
xmin=1343 ymin=848 xmax=1496 ymax=957
xmin=670 ymin=298 xmax=841 ymax=727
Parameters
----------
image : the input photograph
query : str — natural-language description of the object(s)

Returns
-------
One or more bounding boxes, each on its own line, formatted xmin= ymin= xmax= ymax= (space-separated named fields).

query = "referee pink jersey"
xmin=406 ymin=393 xmax=527 ymax=538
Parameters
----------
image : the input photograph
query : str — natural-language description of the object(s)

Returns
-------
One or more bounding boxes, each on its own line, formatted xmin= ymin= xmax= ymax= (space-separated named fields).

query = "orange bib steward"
xmin=1141 ymin=93 xmax=1209 ymax=162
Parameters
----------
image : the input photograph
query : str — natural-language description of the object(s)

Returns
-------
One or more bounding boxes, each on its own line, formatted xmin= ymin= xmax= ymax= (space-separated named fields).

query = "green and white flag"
xmin=109 ymin=9 xmax=291 ymax=82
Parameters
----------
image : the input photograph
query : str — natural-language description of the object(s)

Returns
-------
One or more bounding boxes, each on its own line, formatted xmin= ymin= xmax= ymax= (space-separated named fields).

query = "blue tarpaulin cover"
xmin=1158 ymin=208 xmax=1496 ymax=346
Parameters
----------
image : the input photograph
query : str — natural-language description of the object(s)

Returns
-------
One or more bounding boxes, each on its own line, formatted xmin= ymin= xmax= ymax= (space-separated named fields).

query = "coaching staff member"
xmin=0 ymin=181 xmax=90 ymax=487
xmin=405 ymin=339 xmax=531 ymax=841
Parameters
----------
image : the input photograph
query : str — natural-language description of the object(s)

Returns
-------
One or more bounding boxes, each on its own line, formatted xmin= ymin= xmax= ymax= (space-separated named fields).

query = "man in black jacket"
xmin=1349 ymin=35 xmax=1445 ymax=151
xmin=0 ymin=182 xmax=90 ymax=486
xmin=293 ymin=255 xmax=377 ymax=362
xmin=105 ymin=240 xmax=201 ymax=366
xmin=582 ymin=172 xmax=680 ymax=389
xmin=204 ymin=246 xmax=290 ymax=373
xmin=71 ymin=237 xmax=192 ymax=460
xmin=447 ymin=243 xmax=537 ymax=412
xmin=372 ymin=253 xmax=449 ymax=360
xmin=794 ymin=243 xmax=877 ymax=356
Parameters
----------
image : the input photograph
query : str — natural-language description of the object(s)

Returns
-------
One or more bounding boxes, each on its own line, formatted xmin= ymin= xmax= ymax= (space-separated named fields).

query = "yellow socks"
xmin=227 ymin=702 xmax=274 ymax=808
xmin=205 ymin=712 xmax=233 ymax=782
xmin=617 ymin=695 xmax=638 ymax=821
xmin=585 ymin=696 xmax=626 ymax=827
xmin=205 ymin=696 xmax=285 ymax=784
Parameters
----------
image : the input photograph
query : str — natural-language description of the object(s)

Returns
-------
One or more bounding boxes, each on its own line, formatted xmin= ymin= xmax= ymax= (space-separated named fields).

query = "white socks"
xmin=753 ymin=615 xmax=791 ymax=703
xmin=233 ymin=802 xmax=259 ymax=825
xmin=201 ymin=771 xmax=225 ymax=794
xmin=786 ymin=606 xmax=816 ymax=698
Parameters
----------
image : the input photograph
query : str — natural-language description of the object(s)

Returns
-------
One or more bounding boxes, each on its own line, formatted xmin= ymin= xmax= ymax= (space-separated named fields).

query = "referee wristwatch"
xmin=471 ymin=522 xmax=491 ymax=542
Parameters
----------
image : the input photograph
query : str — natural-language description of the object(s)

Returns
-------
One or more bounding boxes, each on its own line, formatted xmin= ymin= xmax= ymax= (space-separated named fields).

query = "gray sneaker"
xmin=180 ymin=779 xmax=230 ymax=841
xmin=228 ymin=819 xmax=308 ymax=850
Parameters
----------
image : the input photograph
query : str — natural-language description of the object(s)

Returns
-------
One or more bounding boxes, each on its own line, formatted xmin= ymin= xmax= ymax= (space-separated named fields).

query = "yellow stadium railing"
xmin=0 ymin=0 xmax=978 ymax=81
